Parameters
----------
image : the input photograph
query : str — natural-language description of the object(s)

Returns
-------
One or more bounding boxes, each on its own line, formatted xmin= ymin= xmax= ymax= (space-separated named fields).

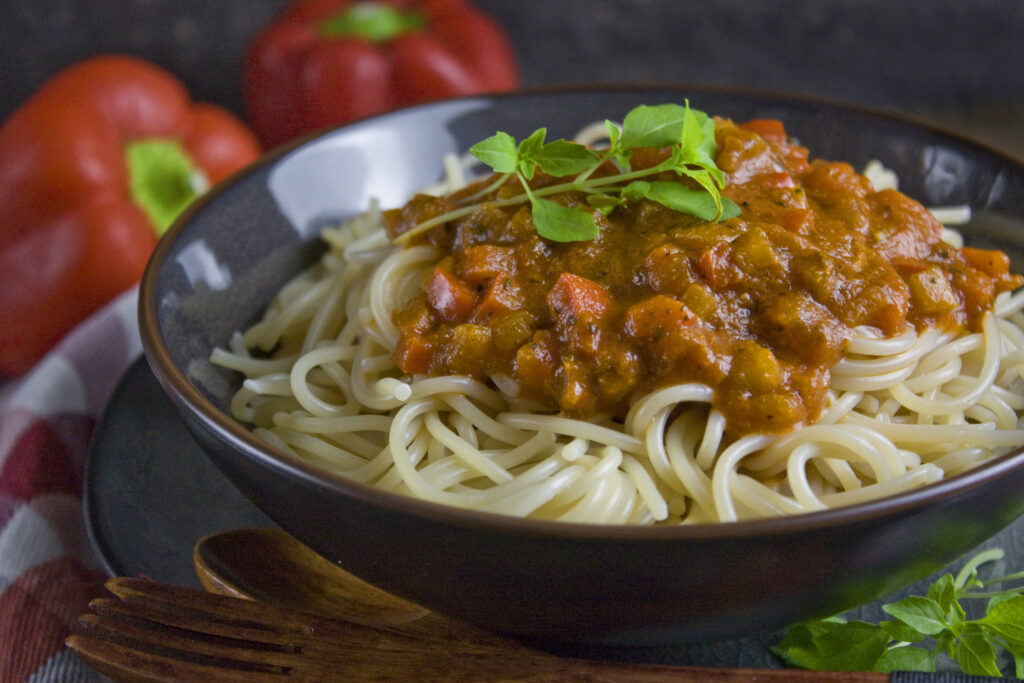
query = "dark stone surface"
xmin=1 ymin=0 xmax=1023 ymax=154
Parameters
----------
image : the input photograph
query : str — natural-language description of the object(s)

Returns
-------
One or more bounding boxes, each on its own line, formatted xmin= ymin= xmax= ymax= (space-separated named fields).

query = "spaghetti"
xmin=212 ymin=113 xmax=1024 ymax=524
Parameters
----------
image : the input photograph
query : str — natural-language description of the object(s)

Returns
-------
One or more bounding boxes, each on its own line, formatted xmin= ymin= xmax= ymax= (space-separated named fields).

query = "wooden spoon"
xmin=193 ymin=527 xmax=527 ymax=648
xmin=193 ymin=527 xmax=430 ymax=625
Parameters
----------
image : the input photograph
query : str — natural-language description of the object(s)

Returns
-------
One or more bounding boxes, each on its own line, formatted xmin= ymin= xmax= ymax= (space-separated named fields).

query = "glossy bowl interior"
xmin=139 ymin=85 xmax=1024 ymax=646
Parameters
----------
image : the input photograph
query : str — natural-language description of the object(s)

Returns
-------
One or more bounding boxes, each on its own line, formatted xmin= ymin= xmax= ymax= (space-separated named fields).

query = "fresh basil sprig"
xmin=773 ymin=548 xmax=1024 ymax=678
xmin=393 ymin=101 xmax=741 ymax=244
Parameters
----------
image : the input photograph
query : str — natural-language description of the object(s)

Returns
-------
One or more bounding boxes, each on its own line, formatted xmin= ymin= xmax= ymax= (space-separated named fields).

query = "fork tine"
xmin=76 ymin=611 xmax=303 ymax=672
xmin=105 ymin=578 xmax=318 ymax=636
xmin=102 ymin=578 xmax=522 ymax=656
xmin=88 ymin=594 xmax=311 ymax=650
xmin=66 ymin=633 xmax=280 ymax=682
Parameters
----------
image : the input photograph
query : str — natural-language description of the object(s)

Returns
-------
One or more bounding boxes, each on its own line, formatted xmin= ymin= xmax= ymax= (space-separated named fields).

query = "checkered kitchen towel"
xmin=1 ymin=287 xmax=140 ymax=682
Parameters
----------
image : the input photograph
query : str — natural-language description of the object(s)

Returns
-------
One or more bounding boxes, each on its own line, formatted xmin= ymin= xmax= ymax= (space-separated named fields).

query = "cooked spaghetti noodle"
xmin=212 ymin=114 xmax=1024 ymax=524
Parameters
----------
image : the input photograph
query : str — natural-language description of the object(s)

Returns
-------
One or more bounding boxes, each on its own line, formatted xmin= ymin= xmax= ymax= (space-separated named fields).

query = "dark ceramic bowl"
xmin=139 ymin=85 xmax=1024 ymax=646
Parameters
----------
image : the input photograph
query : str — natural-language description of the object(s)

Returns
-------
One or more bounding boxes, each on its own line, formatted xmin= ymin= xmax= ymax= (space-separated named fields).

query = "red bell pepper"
xmin=243 ymin=0 xmax=519 ymax=148
xmin=0 ymin=55 xmax=262 ymax=376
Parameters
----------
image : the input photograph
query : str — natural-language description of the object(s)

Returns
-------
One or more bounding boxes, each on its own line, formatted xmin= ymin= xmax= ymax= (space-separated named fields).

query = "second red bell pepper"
xmin=0 ymin=56 xmax=262 ymax=376
xmin=243 ymin=0 xmax=520 ymax=148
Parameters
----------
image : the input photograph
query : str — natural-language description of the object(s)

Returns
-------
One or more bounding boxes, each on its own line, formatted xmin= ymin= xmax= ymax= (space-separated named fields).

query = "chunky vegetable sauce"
xmin=385 ymin=118 xmax=1022 ymax=436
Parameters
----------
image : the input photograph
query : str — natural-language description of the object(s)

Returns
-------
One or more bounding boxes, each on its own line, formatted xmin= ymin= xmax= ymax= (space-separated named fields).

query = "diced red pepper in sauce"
xmin=387 ymin=117 xmax=1024 ymax=437
xmin=460 ymin=244 xmax=517 ymax=284
xmin=392 ymin=334 xmax=433 ymax=375
xmin=472 ymin=273 xmax=522 ymax=323
xmin=739 ymin=118 xmax=788 ymax=141
xmin=547 ymin=273 xmax=610 ymax=327
xmin=425 ymin=267 xmax=475 ymax=322
xmin=962 ymin=246 xmax=1013 ymax=278
xmin=622 ymin=295 xmax=698 ymax=339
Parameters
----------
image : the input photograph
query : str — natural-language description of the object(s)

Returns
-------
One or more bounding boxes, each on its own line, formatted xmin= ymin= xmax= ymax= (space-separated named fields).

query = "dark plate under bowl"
xmin=138 ymin=85 xmax=1024 ymax=645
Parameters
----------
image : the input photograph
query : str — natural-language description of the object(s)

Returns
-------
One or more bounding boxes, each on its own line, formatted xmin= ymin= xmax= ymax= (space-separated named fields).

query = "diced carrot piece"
xmin=547 ymin=273 xmax=609 ymax=327
xmin=392 ymin=334 xmax=433 ymax=375
xmin=962 ymin=246 xmax=1012 ymax=278
xmin=762 ymin=171 xmax=796 ymax=189
xmin=460 ymin=245 xmax=516 ymax=284
xmin=775 ymin=207 xmax=813 ymax=234
xmin=623 ymin=295 xmax=698 ymax=339
xmin=471 ymin=274 xmax=522 ymax=323
xmin=643 ymin=244 xmax=695 ymax=292
xmin=803 ymin=160 xmax=871 ymax=198
xmin=425 ymin=267 xmax=475 ymax=322
xmin=740 ymin=118 xmax=787 ymax=141
xmin=695 ymin=241 xmax=734 ymax=289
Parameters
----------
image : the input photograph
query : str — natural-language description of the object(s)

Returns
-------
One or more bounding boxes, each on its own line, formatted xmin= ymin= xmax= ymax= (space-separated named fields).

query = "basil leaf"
xmin=882 ymin=596 xmax=950 ymax=636
xmin=955 ymin=631 xmax=1003 ymax=677
xmin=679 ymin=102 xmax=705 ymax=156
xmin=604 ymin=119 xmax=621 ymax=149
xmin=772 ymin=620 xmax=890 ymax=672
xmin=530 ymin=196 xmax=599 ymax=242
xmin=986 ymin=589 xmax=1024 ymax=612
xmin=585 ymin=193 xmax=621 ymax=215
xmin=620 ymin=180 xmax=651 ymax=203
xmin=470 ymin=132 xmax=519 ymax=173
xmin=977 ymin=594 xmax=1024 ymax=646
xmin=533 ymin=140 xmax=601 ymax=177
xmin=517 ymin=128 xmax=547 ymax=179
xmin=874 ymin=645 xmax=935 ymax=673
xmin=926 ymin=574 xmax=958 ymax=614
xmin=646 ymin=181 xmax=740 ymax=222
xmin=413 ymin=101 xmax=740 ymax=247
xmin=720 ymin=198 xmax=742 ymax=220
xmin=933 ymin=629 xmax=957 ymax=659
xmin=880 ymin=619 xmax=926 ymax=644
xmin=695 ymin=108 xmax=719 ymax=161
xmin=619 ymin=103 xmax=689 ymax=149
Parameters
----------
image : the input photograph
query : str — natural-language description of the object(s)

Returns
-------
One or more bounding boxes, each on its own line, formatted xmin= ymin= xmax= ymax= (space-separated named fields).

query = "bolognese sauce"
xmin=385 ymin=118 xmax=1022 ymax=437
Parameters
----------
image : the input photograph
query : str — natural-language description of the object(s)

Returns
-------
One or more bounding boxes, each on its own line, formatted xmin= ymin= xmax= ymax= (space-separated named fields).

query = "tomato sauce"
xmin=385 ymin=118 xmax=1022 ymax=437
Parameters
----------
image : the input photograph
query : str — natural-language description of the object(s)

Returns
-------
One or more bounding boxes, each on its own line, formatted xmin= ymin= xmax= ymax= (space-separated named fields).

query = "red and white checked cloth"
xmin=1 ymin=288 xmax=141 ymax=682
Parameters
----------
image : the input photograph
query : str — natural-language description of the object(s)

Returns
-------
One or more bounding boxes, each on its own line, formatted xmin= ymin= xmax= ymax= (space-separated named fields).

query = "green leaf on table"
xmin=874 ymin=644 xmax=935 ymax=673
xmin=880 ymin=619 xmax=927 ymax=644
xmin=978 ymin=595 xmax=1024 ymax=645
xmin=771 ymin=619 xmax=890 ymax=672
xmin=882 ymin=595 xmax=950 ymax=636
xmin=955 ymin=630 xmax=1003 ymax=677
xmin=927 ymin=574 xmax=958 ymax=614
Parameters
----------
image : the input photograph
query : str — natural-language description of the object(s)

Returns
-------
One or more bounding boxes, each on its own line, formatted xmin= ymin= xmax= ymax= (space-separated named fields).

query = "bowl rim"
xmin=139 ymin=82 xmax=1024 ymax=542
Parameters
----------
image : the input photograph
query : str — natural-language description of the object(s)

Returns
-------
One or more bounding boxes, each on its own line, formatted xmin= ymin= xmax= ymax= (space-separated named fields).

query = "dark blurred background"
xmin=2 ymin=0 xmax=1023 ymax=155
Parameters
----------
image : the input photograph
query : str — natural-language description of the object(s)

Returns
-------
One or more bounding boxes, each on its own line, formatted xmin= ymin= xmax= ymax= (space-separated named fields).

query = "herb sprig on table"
xmin=393 ymin=102 xmax=741 ymax=245
xmin=773 ymin=548 xmax=1024 ymax=678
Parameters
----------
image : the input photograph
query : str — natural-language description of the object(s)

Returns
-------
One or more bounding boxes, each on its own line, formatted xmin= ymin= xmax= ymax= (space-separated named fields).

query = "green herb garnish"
xmin=394 ymin=101 xmax=741 ymax=245
xmin=772 ymin=548 xmax=1024 ymax=677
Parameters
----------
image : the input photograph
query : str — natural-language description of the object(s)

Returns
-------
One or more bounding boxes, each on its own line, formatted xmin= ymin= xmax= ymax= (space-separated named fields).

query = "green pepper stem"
xmin=125 ymin=138 xmax=207 ymax=235
xmin=319 ymin=2 xmax=423 ymax=42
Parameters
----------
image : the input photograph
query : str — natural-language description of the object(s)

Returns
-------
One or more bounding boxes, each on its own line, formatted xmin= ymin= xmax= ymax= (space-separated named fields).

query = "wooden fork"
xmin=67 ymin=577 xmax=886 ymax=681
